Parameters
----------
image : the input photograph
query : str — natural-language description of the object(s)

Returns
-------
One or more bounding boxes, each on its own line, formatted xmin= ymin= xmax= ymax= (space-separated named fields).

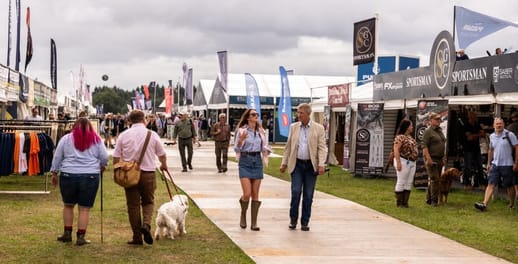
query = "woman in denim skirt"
xmin=234 ymin=109 xmax=270 ymax=231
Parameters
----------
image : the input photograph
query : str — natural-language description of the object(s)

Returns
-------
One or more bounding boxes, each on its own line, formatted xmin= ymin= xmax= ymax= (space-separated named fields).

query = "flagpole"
xmin=6 ymin=0 xmax=12 ymax=67
xmin=153 ymin=82 xmax=156 ymax=114
xmin=452 ymin=6 xmax=457 ymax=45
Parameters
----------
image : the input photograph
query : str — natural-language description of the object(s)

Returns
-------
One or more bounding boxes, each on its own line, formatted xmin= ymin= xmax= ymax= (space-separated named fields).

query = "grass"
xmin=2 ymin=149 xmax=518 ymax=263
xmin=261 ymin=150 xmax=518 ymax=263
xmin=0 ymin=163 xmax=253 ymax=264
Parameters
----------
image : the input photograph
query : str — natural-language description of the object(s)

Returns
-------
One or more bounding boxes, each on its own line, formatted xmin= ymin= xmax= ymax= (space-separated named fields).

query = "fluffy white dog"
xmin=154 ymin=194 xmax=189 ymax=240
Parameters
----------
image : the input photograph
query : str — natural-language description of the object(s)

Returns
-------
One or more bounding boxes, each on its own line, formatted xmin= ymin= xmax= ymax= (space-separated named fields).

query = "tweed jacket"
xmin=282 ymin=120 xmax=327 ymax=174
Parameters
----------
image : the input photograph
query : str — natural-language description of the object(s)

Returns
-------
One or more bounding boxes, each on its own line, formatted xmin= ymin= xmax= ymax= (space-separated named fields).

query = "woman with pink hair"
xmin=50 ymin=118 xmax=109 ymax=246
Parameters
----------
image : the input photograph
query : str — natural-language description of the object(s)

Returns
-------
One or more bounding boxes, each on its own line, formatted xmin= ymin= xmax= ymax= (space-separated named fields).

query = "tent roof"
xmin=193 ymin=79 xmax=214 ymax=110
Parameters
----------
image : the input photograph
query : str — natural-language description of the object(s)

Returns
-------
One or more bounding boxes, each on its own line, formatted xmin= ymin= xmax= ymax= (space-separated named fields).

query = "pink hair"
xmin=72 ymin=118 xmax=101 ymax=151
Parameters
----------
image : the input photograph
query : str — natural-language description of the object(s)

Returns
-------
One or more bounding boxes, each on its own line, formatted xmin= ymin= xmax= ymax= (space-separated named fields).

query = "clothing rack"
xmin=0 ymin=125 xmax=55 ymax=194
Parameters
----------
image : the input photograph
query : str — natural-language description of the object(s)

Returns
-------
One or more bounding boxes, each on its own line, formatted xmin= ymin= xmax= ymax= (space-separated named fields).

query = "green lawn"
xmin=0 ymin=165 xmax=253 ymax=264
xmin=262 ymin=155 xmax=518 ymax=263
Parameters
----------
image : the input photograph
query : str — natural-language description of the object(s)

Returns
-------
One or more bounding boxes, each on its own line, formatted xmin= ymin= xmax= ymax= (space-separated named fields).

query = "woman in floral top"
xmin=393 ymin=119 xmax=418 ymax=208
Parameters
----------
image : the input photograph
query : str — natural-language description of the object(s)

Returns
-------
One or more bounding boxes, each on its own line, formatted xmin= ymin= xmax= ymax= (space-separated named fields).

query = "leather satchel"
xmin=113 ymin=131 xmax=151 ymax=188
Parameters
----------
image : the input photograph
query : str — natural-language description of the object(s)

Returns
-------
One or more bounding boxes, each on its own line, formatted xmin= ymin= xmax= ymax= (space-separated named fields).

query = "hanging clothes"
xmin=28 ymin=132 xmax=40 ymax=176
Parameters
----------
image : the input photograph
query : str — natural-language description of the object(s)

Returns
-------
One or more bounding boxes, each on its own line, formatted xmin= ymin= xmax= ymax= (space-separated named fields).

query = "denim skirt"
xmin=238 ymin=154 xmax=263 ymax=179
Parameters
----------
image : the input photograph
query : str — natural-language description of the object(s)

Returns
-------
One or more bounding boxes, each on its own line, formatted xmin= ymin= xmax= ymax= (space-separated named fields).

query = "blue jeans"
xmin=290 ymin=160 xmax=318 ymax=226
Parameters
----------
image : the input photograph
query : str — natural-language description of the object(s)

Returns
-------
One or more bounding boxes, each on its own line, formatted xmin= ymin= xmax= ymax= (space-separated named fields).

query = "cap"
xmin=429 ymin=112 xmax=441 ymax=120
xmin=179 ymin=110 xmax=187 ymax=116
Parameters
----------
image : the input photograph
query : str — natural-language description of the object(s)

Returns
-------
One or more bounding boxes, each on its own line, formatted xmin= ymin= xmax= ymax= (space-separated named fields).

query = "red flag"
xmin=143 ymin=84 xmax=150 ymax=100
xmin=165 ymin=87 xmax=171 ymax=114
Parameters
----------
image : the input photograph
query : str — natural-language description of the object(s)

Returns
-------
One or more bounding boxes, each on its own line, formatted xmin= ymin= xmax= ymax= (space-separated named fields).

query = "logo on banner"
xmin=356 ymin=27 xmax=373 ymax=54
xmin=430 ymin=31 xmax=455 ymax=91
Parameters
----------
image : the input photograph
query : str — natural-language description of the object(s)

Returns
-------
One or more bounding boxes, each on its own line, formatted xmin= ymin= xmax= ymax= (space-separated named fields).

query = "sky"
xmin=1 ymin=0 xmax=518 ymax=99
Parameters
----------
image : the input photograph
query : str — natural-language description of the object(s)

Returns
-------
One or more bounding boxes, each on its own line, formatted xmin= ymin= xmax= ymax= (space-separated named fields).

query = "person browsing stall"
xmin=422 ymin=112 xmax=446 ymax=207
xmin=393 ymin=119 xmax=418 ymax=208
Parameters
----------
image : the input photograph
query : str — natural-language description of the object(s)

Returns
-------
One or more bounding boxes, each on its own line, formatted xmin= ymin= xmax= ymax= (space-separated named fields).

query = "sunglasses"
xmin=250 ymin=113 xmax=258 ymax=117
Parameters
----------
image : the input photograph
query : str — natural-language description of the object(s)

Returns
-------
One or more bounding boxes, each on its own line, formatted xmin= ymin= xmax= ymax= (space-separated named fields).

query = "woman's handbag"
xmin=113 ymin=131 xmax=151 ymax=188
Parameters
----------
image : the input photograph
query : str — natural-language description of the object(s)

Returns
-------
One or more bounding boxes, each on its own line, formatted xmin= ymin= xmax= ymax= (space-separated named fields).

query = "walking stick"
xmin=100 ymin=170 xmax=104 ymax=244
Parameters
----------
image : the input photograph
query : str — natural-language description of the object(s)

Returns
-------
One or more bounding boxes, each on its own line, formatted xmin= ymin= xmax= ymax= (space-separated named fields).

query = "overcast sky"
xmin=1 ymin=0 xmax=518 ymax=98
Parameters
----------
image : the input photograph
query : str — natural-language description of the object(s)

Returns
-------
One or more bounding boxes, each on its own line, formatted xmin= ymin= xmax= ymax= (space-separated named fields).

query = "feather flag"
xmin=15 ymin=0 xmax=21 ymax=71
xmin=50 ymin=39 xmax=57 ymax=90
xmin=143 ymin=84 xmax=149 ymax=100
xmin=217 ymin=51 xmax=228 ymax=93
xmin=24 ymin=7 xmax=32 ymax=72
xmin=278 ymin=66 xmax=292 ymax=137
xmin=186 ymin=68 xmax=193 ymax=103
xmin=244 ymin=73 xmax=261 ymax=120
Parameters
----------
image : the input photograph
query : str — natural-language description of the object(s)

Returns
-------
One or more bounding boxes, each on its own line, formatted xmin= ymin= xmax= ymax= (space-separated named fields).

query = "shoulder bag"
xmin=113 ymin=130 xmax=151 ymax=188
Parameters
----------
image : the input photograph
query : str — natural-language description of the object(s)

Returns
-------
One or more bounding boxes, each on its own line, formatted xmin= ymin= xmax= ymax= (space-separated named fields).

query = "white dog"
xmin=154 ymin=194 xmax=189 ymax=240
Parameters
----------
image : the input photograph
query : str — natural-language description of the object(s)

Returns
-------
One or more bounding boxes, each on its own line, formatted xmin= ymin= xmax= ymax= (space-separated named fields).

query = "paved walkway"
xmin=161 ymin=140 xmax=509 ymax=264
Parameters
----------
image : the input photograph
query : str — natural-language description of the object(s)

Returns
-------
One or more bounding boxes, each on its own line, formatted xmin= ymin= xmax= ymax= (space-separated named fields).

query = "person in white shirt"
xmin=25 ymin=107 xmax=43 ymax=121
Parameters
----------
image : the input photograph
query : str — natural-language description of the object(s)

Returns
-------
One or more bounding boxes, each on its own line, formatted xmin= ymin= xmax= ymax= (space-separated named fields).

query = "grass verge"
xmin=261 ymin=155 xmax=518 ymax=263
xmin=0 ymin=164 xmax=253 ymax=264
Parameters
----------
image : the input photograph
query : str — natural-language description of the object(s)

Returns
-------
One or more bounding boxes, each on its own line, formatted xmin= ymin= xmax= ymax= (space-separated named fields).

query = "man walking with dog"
xmin=475 ymin=117 xmax=518 ymax=211
xmin=422 ymin=112 xmax=446 ymax=207
xmin=113 ymin=110 xmax=168 ymax=245
xmin=210 ymin=113 xmax=231 ymax=173
xmin=280 ymin=103 xmax=327 ymax=231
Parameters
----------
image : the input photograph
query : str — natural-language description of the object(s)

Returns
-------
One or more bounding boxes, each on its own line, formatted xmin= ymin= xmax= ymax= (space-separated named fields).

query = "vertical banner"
xmin=182 ymin=62 xmax=188 ymax=105
xmin=278 ymin=66 xmax=292 ymax=137
xmin=414 ymin=100 xmax=449 ymax=188
xmin=353 ymin=17 xmax=376 ymax=65
xmin=24 ymin=7 xmax=32 ymax=72
xmin=186 ymin=68 xmax=193 ymax=104
xmin=217 ymin=50 xmax=228 ymax=93
xmin=168 ymin=80 xmax=174 ymax=111
xmin=19 ymin=73 xmax=28 ymax=102
xmin=244 ymin=73 xmax=261 ymax=119
xmin=7 ymin=0 xmax=12 ymax=67
xmin=343 ymin=105 xmax=352 ymax=169
xmin=165 ymin=87 xmax=171 ymax=114
xmin=50 ymin=39 xmax=57 ymax=90
xmin=354 ymin=103 xmax=384 ymax=177
xmin=135 ymin=91 xmax=141 ymax=110
xmin=15 ymin=0 xmax=21 ymax=71
xmin=143 ymin=84 xmax=150 ymax=100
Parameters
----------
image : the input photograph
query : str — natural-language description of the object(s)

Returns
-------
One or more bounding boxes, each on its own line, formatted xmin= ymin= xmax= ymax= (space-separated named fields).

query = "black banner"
xmin=50 ymin=38 xmax=57 ymax=90
xmin=353 ymin=17 xmax=376 ymax=65
xmin=451 ymin=57 xmax=491 ymax=95
xmin=354 ymin=103 xmax=384 ymax=177
xmin=491 ymin=52 xmax=518 ymax=93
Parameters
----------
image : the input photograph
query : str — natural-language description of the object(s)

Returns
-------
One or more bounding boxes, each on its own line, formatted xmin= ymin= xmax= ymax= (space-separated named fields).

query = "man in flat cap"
xmin=422 ymin=112 xmax=446 ymax=206
xmin=210 ymin=113 xmax=231 ymax=173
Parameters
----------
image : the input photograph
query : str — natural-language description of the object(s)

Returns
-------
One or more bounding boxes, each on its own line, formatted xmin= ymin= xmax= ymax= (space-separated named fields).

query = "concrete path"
xmin=161 ymin=140 xmax=509 ymax=264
